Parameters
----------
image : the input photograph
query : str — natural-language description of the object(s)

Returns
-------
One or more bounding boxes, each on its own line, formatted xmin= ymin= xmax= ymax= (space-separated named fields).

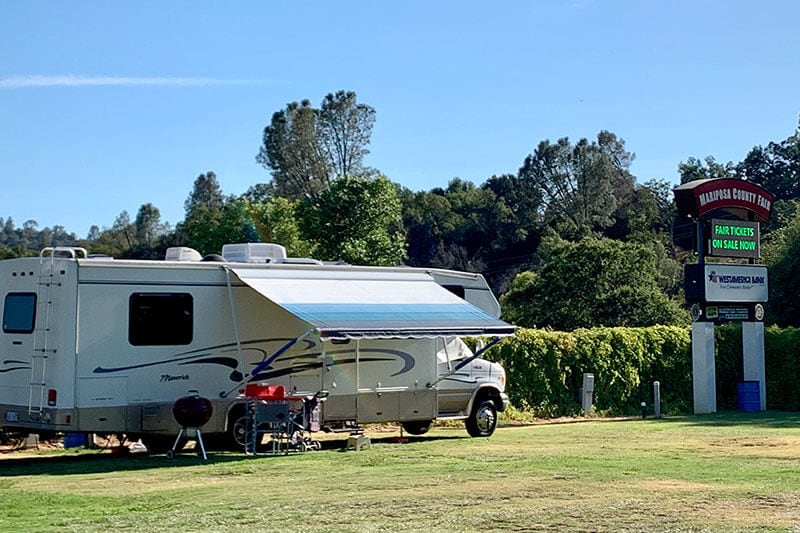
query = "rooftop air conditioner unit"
xmin=221 ymin=243 xmax=287 ymax=263
xmin=165 ymin=247 xmax=203 ymax=262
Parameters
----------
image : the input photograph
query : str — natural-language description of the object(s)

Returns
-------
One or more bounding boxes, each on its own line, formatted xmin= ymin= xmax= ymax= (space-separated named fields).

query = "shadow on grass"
xmin=0 ymin=449 xmax=244 ymax=476
xmin=0 ymin=433 xmax=464 ymax=477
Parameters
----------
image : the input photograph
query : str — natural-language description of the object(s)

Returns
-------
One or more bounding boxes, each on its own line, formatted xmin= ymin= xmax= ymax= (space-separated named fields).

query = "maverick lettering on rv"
xmin=160 ymin=374 xmax=189 ymax=382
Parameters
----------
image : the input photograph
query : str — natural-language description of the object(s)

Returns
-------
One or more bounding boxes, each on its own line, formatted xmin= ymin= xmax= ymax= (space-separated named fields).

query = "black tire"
xmin=228 ymin=411 xmax=248 ymax=451
xmin=401 ymin=420 xmax=433 ymax=435
xmin=465 ymin=399 xmax=498 ymax=437
xmin=198 ymin=406 xmax=249 ymax=452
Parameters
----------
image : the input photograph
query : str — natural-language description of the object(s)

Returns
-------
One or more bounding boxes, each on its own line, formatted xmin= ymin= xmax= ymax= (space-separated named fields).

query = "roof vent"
xmin=165 ymin=247 xmax=203 ymax=262
xmin=221 ymin=243 xmax=287 ymax=263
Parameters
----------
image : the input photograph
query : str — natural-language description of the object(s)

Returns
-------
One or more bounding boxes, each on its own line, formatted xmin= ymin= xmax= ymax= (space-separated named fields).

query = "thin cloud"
xmin=0 ymin=74 xmax=257 ymax=88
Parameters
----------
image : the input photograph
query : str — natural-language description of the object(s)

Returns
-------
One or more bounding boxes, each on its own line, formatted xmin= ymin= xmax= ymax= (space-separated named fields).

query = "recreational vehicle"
xmin=0 ymin=244 xmax=514 ymax=450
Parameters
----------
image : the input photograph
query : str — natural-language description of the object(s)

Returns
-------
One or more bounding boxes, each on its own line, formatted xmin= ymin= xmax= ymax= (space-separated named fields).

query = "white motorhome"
xmin=0 ymin=244 xmax=514 ymax=450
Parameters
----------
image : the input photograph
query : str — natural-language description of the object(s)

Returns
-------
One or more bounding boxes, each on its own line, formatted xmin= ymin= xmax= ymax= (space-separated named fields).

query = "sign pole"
xmin=691 ymin=322 xmax=716 ymax=413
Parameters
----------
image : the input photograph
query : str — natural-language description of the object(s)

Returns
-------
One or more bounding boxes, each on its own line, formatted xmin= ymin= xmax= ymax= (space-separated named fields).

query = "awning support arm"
xmin=219 ymin=328 xmax=315 ymax=398
xmin=222 ymin=266 xmax=246 ymax=378
xmin=428 ymin=336 xmax=504 ymax=389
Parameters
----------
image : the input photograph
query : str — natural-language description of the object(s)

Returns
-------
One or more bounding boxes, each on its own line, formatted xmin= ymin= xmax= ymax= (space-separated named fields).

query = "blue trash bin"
xmin=736 ymin=381 xmax=760 ymax=412
xmin=63 ymin=433 xmax=86 ymax=448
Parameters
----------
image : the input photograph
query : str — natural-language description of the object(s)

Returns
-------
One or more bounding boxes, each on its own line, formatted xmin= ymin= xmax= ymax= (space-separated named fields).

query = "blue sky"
xmin=2 ymin=1 xmax=799 ymax=238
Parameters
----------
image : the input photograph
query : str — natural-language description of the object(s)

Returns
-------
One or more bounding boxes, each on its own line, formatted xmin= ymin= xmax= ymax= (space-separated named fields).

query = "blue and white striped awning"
xmin=231 ymin=267 xmax=515 ymax=340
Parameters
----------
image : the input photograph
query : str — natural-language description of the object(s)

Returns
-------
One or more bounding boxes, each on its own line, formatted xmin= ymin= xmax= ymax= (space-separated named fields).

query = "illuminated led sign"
xmin=708 ymin=219 xmax=760 ymax=259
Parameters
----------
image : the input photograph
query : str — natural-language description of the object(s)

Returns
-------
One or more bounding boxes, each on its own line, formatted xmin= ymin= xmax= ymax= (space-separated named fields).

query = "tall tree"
xmin=739 ymin=119 xmax=800 ymax=202
xmin=86 ymin=225 xmax=101 ymax=242
xmin=677 ymin=156 xmax=736 ymax=184
xmin=86 ymin=211 xmax=136 ymax=257
xmin=518 ymin=131 xmax=635 ymax=239
xmin=112 ymin=211 xmax=135 ymax=250
xmin=318 ymin=90 xmax=376 ymax=179
xmin=255 ymin=91 xmax=376 ymax=200
xmin=134 ymin=203 xmax=162 ymax=247
xmin=300 ymin=175 xmax=406 ymax=265
xmin=255 ymin=100 xmax=331 ymax=199
xmin=183 ymin=172 xmax=226 ymax=255
xmin=184 ymin=171 xmax=224 ymax=215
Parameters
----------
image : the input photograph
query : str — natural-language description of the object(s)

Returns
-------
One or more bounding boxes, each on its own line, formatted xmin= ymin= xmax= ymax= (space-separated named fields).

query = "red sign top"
xmin=674 ymin=178 xmax=773 ymax=222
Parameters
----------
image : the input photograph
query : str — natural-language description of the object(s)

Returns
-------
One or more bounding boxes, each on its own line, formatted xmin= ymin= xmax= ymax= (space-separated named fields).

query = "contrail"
xmin=0 ymin=75 xmax=257 ymax=88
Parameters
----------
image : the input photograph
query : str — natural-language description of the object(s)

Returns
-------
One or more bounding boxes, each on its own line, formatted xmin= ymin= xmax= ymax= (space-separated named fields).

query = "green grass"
xmin=3 ymin=413 xmax=800 ymax=532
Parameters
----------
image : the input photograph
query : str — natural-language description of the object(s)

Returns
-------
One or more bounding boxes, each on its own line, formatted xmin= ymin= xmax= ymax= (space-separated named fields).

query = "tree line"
xmin=2 ymin=90 xmax=799 ymax=329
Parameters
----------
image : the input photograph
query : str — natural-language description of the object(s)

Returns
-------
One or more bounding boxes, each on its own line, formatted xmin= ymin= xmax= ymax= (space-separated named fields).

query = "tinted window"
xmin=442 ymin=285 xmax=466 ymax=299
xmin=3 ymin=293 xmax=37 ymax=334
xmin=129 ymin=293 xmax=193 ymax=346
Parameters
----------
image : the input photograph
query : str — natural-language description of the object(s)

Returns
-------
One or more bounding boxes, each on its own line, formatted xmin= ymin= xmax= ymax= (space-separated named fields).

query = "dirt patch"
xmin=636 ymin=479 xmax=716 ymax=492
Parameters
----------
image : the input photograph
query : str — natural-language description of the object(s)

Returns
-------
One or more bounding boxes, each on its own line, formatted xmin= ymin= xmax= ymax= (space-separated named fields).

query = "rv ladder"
xmin=28 ymin=249 xmax=72 ymax=416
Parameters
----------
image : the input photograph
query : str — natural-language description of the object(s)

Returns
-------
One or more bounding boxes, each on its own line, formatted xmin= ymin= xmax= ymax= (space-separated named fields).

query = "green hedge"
xmin=488 ymin=326 xmax=691 ymax=416
xmin=766 ymin=326 xmax=800 ymax=410
xmin=487 ymin=325 xmax=800 ymax=416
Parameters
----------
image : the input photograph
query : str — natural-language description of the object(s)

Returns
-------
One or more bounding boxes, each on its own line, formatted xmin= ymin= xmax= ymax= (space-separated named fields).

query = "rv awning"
xmin=230 ymin=267 xmax=516 ymax=340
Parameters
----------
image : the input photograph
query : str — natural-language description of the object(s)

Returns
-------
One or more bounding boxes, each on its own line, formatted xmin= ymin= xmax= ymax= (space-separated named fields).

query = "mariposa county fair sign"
xmin=674 ymin=178 xmax=774 ymax=222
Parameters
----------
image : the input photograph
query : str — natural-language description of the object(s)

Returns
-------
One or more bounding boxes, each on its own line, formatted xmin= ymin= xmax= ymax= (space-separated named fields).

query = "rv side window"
xmin=3 ymin=292 xmax=37 ymax=334
xmin=129 ymin=293 xmax=193 ymax=346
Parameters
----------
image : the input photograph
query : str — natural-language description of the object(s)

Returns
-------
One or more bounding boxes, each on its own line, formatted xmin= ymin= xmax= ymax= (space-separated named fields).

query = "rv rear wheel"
xmin=230 ymin=415 xmax=247 ymax=449
xmin=401 ymin=420 xmax=433 ymax=435
xmin=220 ymin=406 xmax=248 ymax=451
xmin=465 ymin=399 xmax=498 ymax=437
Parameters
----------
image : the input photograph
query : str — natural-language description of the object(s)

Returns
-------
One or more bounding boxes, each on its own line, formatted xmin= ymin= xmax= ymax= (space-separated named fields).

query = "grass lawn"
xmin=2 ymin=413 xmax=800 ymax=532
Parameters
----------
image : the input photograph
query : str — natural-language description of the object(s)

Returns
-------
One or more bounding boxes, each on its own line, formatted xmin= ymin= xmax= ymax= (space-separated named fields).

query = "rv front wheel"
xmin=465 ymin=399 xmax=497 ymax=437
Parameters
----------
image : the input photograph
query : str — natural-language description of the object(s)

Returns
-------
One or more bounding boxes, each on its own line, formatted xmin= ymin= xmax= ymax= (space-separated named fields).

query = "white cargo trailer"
xmin=0 ymin=244 xmax=514 ymax=449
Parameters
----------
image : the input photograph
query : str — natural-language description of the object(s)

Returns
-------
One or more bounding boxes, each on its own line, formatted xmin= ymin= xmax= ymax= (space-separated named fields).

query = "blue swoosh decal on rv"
xmin=91 ymin=338 xmax=315 ymax=375
xmin=1 ymin=359 xmax=31 ymax=373
xmin=442 ymin=374 xmax=478 ymax=385
xmin=327 ymin=349 xmax=415 ymax=377
xmin=90 ymin=344 xmax=415 ymax=381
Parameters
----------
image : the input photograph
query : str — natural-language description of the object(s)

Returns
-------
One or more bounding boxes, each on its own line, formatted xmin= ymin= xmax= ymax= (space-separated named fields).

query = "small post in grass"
xmin=653 ymin=381 xmax=662 ymax=419
xmin=581 ymin=373 xmax=594 ymax=414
